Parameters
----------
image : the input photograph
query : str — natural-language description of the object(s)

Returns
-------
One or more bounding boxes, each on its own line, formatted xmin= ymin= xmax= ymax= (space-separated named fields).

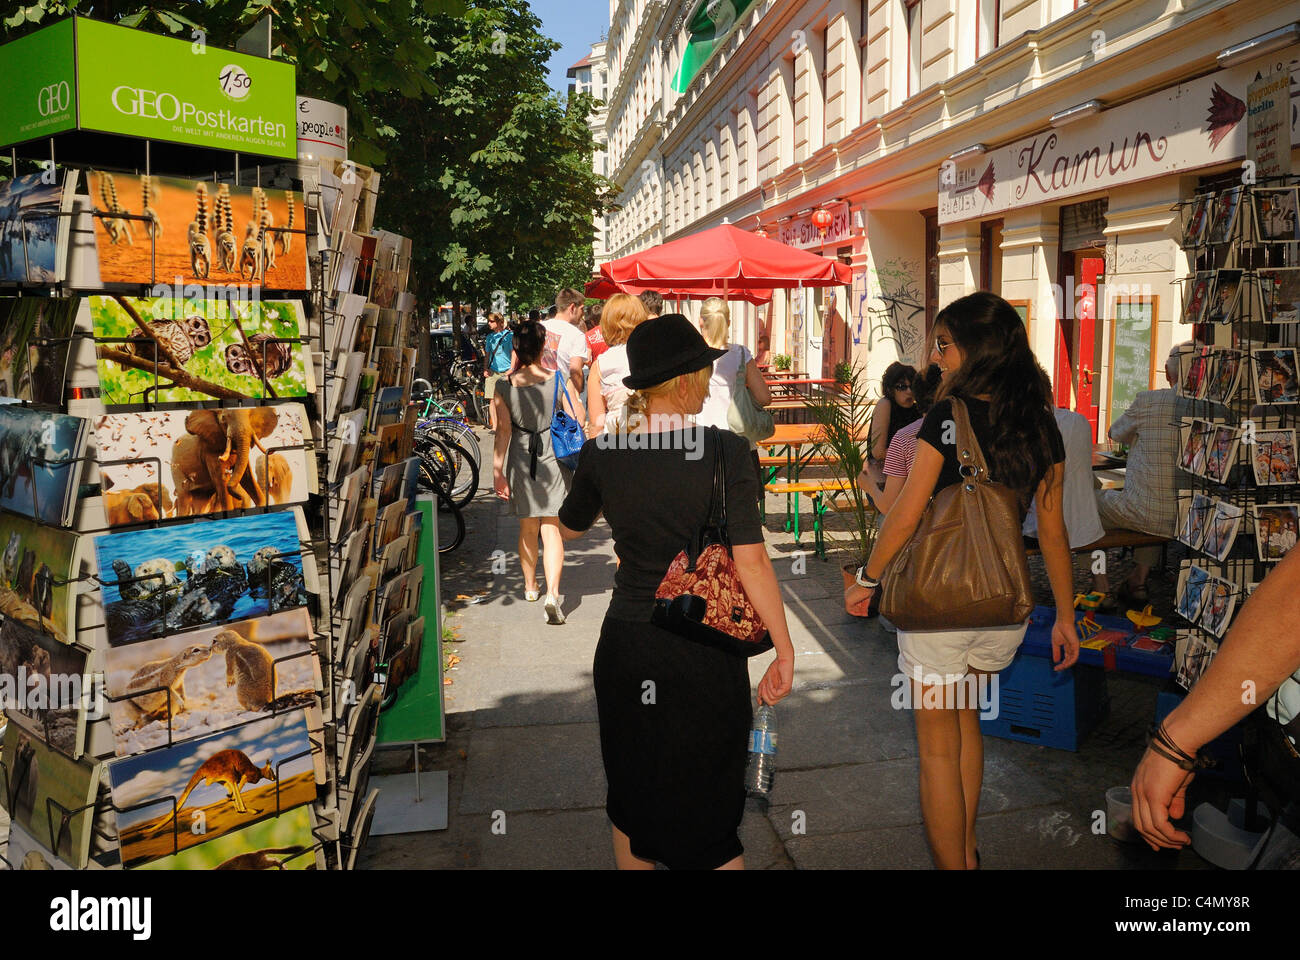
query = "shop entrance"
xmin=1054 ymin=200 xmax=1108 ymax=439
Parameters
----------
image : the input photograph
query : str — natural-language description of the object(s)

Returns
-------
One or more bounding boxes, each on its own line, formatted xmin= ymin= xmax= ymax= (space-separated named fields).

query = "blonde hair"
xmin=599 ymin=294 xmax=649 ymax=346
xmin=623 ymin=367 xmax=711 ymax=431
xmin=698 ymin=297 xmax=730 ymax=349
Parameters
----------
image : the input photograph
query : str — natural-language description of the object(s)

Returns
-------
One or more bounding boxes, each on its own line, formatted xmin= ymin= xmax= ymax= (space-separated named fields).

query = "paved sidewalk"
xmin=360 ymin=437 xmax=1214 ymax=870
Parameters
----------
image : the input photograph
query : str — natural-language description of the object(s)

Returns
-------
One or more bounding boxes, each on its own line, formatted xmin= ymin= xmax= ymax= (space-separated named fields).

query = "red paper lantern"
xmin=811 ymin=207 xmax=834 ymax=234
xmin=755 ymin=227 xmax=769 ymax=239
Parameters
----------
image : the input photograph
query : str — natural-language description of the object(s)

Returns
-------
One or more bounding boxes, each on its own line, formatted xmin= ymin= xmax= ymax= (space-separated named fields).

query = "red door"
xmin=1076 ymin=255 xmax=1103 ymax=439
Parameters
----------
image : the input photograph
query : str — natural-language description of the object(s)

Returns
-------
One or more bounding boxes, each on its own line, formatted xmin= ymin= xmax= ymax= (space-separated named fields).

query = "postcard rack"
xmin=1 ymin=129 xmax=429 ymax=871
xmin=1169 ymin=173 xmax=1300 ymax=696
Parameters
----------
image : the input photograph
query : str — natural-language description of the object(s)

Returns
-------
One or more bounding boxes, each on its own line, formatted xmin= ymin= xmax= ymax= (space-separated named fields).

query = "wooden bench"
xmin=764 ymin=479 xmax=873 ymax=558
xmin=758 ymin=455 xmax=834 ymax=523
xmin=1024 ymin=529 xmax=1169 ymax=557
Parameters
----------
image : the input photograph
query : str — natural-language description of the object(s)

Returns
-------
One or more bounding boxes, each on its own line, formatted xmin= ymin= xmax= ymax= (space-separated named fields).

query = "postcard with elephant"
xmin=109 ymin=708 xmax=319 ymax=868
xmin=0 ymin=722 xmax=102 ymax=868
xmin=94 ymin=509 xmax=310 ymax=647
xmin=0 ymin=509 xmax=81 ymax=645
xmin=85 ymin=172 xmax=308 ymax=289
xmin=89 ymin=295 xmax=314 ymax=404
xmin=104 ymin=606 xmax=318 ymax=757
xmin=0 ymin=404 xmax=89 ymax=527
xmin=94 ymin=405 xmax=317 ymax=527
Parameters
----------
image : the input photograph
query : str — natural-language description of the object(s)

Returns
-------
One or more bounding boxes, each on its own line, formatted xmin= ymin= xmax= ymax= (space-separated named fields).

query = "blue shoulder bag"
xmin=551 ymin=373 xmax=584 ymax=470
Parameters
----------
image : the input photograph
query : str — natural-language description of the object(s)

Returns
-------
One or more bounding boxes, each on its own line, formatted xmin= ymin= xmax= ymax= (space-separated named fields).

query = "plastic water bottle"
xmin=745 ymin=704 xmax=777 ymax=796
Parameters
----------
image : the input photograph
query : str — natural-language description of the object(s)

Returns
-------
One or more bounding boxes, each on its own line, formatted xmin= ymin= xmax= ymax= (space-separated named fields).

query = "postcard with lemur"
xmin=0 ymin=297 xmax=81 ymax=404
xmin=0 ymin=617 xmax=92 ymax=758
xmin=0 ymin=170 xmax=78 ymax=285
xmin=137 ymin=802 xmax=319 ymax=870
xmin=109 ymin=708 xmax=318 ymax=868
xmin=0 ymin=721 xmax=101 ymax=868
xmin=0 ymin=404 xmax=88 ymax=526
xmin=0 ymin=509 xmax=80 ymax=644
xmin=95 ymin=405 xmax=315 ymax=527
xmin=94 ymin=509 xmax=308 ymax=647
xmin=90 ymin=294 xmax=313 ymax=404
xmin=104 ymin=607 xmax=317 ymax=757
xmin=85 ymin=172 xmax=307 ymax=289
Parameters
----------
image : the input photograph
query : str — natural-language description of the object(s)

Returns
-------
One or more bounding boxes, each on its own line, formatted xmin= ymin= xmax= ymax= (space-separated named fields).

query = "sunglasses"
xmin=934 ymin=337 xmax=955 ymax=354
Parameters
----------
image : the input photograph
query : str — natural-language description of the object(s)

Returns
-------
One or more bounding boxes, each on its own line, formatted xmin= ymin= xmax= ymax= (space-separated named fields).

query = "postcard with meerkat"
xmin=94 ymin=405 xmax=317 ymax=527
xmin=109 ymin=708 xmax=318 ymax=869
xmin=103 ymin=607 xmax=318 ymax=758
xmin=85 ymin=172 xmax=307 ymax=290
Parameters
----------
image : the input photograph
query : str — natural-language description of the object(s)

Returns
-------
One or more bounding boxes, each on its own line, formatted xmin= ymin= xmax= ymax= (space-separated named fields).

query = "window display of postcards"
xmin=1250 ymin=428 xmax=1300 ymax=486
xmin=1259 ymin=268 xmax=1300 ymax=324
xmin=1177 ymin=418 xmax=1216 ymax=477
xmin=1203 ymin=349 xmax=1242 ymax=405
xmin=1204 ymin=269 xmax=1242 ymax=324
xmin=1251 ymin=347 xmax=1300 ymax=404
xmin=1252 ymin=186 xmax=1300 ymax=244
xmin=1183 ymin=271 xmax=1214 ymax=324
xmin=1182 ymin=193 xmax=1214 ymax=246
xmin=1199 ymin=500 xmax=1243 ymax=562
xmin=1206 ymin=186 xmax=1242 ymax=245
xmin=1253 ymin=503 xmax=1300 ymax=562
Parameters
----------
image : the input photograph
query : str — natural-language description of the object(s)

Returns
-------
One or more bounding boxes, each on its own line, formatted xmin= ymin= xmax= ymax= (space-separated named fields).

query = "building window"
xmin=977 ymin=0 xmax=999 ymax=57
xmin=906 ymin=0 xmax=923 ymax=98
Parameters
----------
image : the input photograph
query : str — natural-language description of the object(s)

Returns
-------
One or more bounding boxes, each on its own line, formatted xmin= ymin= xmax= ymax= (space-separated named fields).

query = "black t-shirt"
xmin=559 ymin=427 xmax=763 ymax=621
xmin=916 ymin=396 xmax=1065 ymax=509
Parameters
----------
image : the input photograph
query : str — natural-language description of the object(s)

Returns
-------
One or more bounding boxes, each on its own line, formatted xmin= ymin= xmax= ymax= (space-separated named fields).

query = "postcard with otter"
xmin=104 ymin=607 xmax=317 ymax=757
xmin=85 ymin=172 xmax=307 ymax=289
xmin=0 ymin=404 xmax=89 ymax=526
xmin=95 ymin=405 xmax=315 ymax=527
xmin=94 ymin=509 xmax=308 ymax=647
xmin=0 ymin=617 xmax=92 ymax=758
xmin=109 ymin=708 xmax=317 ymax=868
xmin=0 ymin=722 xmax=101 ymax=868
xmin=0 ymin=510 xmax=80 ymax=644
xmin=90 ymin=295 xmax=313 ymax=405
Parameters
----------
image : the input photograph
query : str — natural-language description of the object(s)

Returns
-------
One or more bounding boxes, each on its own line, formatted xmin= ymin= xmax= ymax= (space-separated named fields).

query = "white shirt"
xmin=696 ymin=343 xmax=751 ymax=432
xmin=1023 ymin=407 xmax=1106 ymax=548
xmin=540 ymin=317 xmax=590 ymax=380
xmin=598 ymin=344 xmax=631 ymax=433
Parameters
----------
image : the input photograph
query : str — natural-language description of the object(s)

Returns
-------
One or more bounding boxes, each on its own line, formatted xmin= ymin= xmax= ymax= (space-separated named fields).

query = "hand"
xmin=757 ymin=655 xmax=794 ymax=705
xmin=1051 ymin=615 xmax=1079 ymax=671
xmin=844 ymin=580 xmax=875 ymax=618
xmin=1130 ymin=748 xmax=1194 ymax=850
xmin=493 ymin=471 xmax=509 ymax=501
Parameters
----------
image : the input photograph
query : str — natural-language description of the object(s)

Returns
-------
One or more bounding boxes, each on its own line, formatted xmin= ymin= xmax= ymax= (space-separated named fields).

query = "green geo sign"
xmin=0 ymin=16 xmax=297 ymax=159
xmin=0 ymin=18 xmax=77 ymax=146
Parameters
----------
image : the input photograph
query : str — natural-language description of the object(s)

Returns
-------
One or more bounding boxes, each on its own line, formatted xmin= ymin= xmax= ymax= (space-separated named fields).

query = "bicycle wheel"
xmin=418 ymin=433 xmax=477 ymax=510
xmin=419 ymin=460 xmax=465 ymax=553
xmin=429 ymin=419 xmax=481 ymax=471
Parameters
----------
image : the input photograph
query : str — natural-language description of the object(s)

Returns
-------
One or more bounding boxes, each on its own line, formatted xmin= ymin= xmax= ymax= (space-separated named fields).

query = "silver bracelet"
xmin=855 ymin=567 xmax=880 ymax=588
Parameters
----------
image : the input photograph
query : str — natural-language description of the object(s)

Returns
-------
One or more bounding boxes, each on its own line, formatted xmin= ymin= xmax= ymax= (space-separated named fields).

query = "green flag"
xmin=671 ymin=0 xmax=757 ymax=94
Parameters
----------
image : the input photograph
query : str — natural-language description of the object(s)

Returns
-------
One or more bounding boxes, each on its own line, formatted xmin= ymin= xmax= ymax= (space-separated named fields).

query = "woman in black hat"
xmin=559 ymin=314 xmax=795 ymax=870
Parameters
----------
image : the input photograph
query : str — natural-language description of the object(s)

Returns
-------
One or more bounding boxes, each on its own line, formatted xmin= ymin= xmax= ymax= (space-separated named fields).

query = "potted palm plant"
xmin=804 ymin=360 xmax=877 ymax=616
xmin=832 ymin=361 xmax=853 ymax=392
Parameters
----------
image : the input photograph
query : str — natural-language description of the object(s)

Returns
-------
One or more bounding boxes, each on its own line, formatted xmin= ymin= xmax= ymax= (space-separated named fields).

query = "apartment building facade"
xmin=600 ymin=0 xmax=1299 ymax=440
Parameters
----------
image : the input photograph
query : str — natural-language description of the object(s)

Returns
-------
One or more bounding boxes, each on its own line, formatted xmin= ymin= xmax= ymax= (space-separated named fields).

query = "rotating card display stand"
xmin=1170 ymin=172 xmax=1300 ymax=865
xmin=0 ymin=17 xmax=440 ymax=870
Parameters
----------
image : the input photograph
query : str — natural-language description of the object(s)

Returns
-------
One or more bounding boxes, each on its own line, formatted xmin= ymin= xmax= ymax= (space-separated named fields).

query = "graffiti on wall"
xmin=853 ymin=258 xmax=926 ymax=365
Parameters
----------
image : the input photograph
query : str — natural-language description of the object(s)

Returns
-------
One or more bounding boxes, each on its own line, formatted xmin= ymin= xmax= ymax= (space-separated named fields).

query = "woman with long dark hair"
xmin=864 ymin=362 xmax=920 ymax=493
xmin=850 ymin=292 xmax=1080 ymax=869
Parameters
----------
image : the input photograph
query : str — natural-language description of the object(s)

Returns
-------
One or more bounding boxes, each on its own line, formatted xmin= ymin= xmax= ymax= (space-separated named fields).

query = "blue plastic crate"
xmin=981 ymin=642 xmax=1110 ymax=752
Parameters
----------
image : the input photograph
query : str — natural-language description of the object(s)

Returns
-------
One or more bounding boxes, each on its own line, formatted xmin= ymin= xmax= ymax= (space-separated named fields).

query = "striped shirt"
xmin=883 ymin=419 xmax=924 ymax=477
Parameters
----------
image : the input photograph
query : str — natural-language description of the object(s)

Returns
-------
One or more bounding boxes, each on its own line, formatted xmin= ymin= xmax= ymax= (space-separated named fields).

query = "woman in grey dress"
xmin=492 ymin=318 xmax=586 ymax=624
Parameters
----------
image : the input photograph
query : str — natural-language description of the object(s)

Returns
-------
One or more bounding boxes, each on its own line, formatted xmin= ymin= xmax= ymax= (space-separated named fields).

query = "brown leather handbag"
xmin=879 ymin=397 xmax=1034 ymax=631
xmin=653 ymin=428 xmax=773 ymax=657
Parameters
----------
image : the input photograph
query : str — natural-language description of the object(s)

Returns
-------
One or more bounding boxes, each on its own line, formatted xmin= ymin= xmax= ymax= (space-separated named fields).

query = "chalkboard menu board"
xmin=1110 ymin=297 xmax=1156 ymax=423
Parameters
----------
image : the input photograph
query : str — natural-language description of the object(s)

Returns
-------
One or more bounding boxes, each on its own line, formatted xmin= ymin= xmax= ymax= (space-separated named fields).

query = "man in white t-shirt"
xmin=541 ymin=287 xmax=590 ymax=394
xmin=1024 ymin=407 xmax=1106 ymax=549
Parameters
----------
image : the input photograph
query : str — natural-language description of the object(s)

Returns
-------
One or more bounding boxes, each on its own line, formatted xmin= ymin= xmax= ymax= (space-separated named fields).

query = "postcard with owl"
xmin=90 ymin=295 xmax=314 ymax=404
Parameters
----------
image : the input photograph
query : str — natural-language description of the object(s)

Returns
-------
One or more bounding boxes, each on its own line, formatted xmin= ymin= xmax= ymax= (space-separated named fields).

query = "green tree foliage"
xmin=373 ymin=2 xmax=614 ymax=311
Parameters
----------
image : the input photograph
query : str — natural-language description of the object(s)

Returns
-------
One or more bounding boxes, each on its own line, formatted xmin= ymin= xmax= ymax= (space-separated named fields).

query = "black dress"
xmin=559 ymin=427 xmax=764 ymax=869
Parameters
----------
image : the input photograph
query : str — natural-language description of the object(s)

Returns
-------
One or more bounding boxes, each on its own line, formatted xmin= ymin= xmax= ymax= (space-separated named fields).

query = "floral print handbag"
xmin=652 ymin=427 xmax=773 ymax=657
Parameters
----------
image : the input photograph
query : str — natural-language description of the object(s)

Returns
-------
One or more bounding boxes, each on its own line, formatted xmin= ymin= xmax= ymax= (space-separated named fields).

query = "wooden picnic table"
xmin=759 ymin=423 xmax=866 ymax=535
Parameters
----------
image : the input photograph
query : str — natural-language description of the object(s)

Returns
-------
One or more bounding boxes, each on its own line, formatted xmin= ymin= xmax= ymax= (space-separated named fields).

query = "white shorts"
xmin=897 ymin=622 xmax=1028 ymax=686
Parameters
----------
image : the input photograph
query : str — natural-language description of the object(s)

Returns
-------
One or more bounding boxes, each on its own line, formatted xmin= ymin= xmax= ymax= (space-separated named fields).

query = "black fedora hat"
xmin=623 ymin=313 xmax=726 ymax=390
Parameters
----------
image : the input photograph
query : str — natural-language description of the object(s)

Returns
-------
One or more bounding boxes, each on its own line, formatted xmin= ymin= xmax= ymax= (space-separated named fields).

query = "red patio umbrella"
xmin=598 ymin=222 xmax=852 ymax=291
xmin=585 ymin=275 xmax=773 ymax=304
